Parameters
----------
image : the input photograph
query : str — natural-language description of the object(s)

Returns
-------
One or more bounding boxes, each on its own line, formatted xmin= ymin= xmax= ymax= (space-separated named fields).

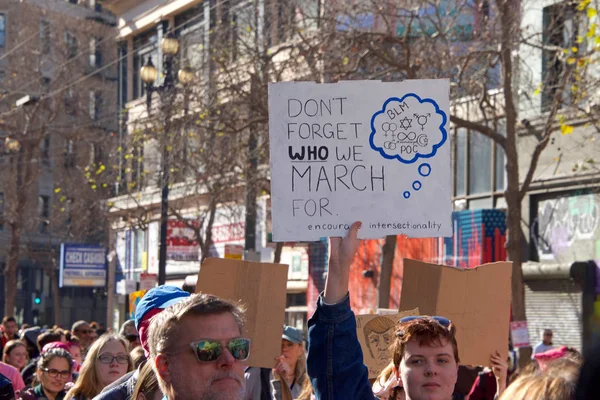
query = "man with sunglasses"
xmin=147 ymin=292 xmax=248 ymax=400
xmin=118 ymin=320 xmax=141 ymax=349
xmin=71 ymin=321 xmax=92 ymax=351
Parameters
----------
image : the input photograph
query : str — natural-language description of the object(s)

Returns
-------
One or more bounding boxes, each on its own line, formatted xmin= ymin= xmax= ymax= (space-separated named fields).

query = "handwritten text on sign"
xmin=268 ymin=80 xmax=452 ymax=241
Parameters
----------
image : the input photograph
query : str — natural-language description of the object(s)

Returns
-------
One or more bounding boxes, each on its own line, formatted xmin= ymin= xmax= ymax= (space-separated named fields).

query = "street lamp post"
xmin=140 ymin=23 xmax=193 ymax=286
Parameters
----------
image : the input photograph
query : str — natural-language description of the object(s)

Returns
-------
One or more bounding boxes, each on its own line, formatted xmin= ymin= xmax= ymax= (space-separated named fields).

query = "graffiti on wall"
xmin=532 ymin=192 xmax=600 ymax=262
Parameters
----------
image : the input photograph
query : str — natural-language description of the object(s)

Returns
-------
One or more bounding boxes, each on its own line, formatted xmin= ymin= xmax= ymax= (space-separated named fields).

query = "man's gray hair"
xmin=148 ymin=293 xmax=245 ymax=360
xmin=71 ymin=320 xmax=89 ymax=333
xmin=119 ymin=319 xmax=136 ymax=337
xmin=147 ymin=293 xmax=245 ymax=395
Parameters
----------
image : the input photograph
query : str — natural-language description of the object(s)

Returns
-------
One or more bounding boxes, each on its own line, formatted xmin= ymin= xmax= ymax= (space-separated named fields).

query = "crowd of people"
xmin=0 ymin=224 xmax=599 ymax=400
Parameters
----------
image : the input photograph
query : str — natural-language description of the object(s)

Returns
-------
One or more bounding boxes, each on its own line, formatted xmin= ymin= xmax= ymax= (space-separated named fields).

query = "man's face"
xmin=368 ymin=331 xmax=393 ymax=366
xmin=3 ymin=321 xmax=17 ymax=337
xmin=160 ymin=313 xmax=245 ymax=400
xmin=74 ymin=324 xmax=92 ymax=347
xmin=543 ymin=331 xmax=553 ymax=345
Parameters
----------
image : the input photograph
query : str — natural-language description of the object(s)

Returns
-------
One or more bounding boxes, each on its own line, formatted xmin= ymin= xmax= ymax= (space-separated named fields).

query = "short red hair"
xmin=392 ymin=317 xmax=459 ymax=368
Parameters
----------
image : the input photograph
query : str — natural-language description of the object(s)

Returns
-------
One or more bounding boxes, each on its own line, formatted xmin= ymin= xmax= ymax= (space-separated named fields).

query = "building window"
xmin=64 ymin=87 xmax=76 ymax=115
xmin=0 ymin=14 xmax=5 ymax=47
xmin=223 ymin=0 xmax=255 ymax=62
xmin=41 ymin=136 xmax=50 ymax=164
xmin=64 ymin=139 xmax=76 ymax=168
xmin=175 ymin=4 xmax=207 ymax=78
xmin=40 ymin=20 xmax=50 ymax=54
xmin=89 ymin=37 xmax=102 ymax=67
xmin=452 ymin=119 xmax=505 ymax=210
xmin=38 ymin=195 xmax=50 ymax=233
xmin=65 ymin=31 xmax=77 ymax=59
xmin=89 ymin=90 xmax=102 ymax=120
xmin=133 ymin=29 xmax=158 ymax=99
xmin=542 ymin=3 xmax=577 ymax=111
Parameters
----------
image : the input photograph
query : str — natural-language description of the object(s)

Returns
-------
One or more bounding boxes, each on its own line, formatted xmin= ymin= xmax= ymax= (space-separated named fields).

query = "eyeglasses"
xmin=125 ymin=334 xmax=139 ymax=342
xmin=399 ymin=316 xmax=451 ymax=327
xmin=97 ymin=354 xmax=130 ymax=364
xmin=41 ymin=368 xmax=71 ymax=379
xmin=189 ymin=338 xmax=251 ymax=363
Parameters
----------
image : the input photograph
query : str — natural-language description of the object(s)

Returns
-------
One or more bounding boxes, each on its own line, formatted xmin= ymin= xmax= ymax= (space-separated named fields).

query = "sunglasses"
xmin=399 ymin=316 xmax=451 ymax=327
xmin=98 ymin=354 xmax=130 ymax=364
xmin=189 ymin=338 xmax=251 ymax=362
xmin=125 ymin=334 xmax=139 ymax=342
xmin=41 ymin=367 xmax=71 ymax=379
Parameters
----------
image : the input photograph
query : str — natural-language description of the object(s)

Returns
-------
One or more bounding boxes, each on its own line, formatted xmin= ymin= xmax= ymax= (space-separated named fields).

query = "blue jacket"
xmin=307 ymin=293 xmax=376 ymax=400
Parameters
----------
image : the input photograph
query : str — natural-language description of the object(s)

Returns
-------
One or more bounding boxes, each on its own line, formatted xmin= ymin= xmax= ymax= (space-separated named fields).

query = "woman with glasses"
xmin=2 ymin=340 xmax=28 ymax=371
xmin=17 ymin=348 xmax=73 ymax=400
xmin=65 ymin=334 xmax=133 ymax=400
xmin=306 ymin=223 xmax=505 ymax=400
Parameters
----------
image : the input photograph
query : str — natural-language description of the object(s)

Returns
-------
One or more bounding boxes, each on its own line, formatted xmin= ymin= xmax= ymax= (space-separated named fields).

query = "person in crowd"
xmin=17 ymin=348 xmax=73 ymax=400
xmin=147 ymin=292 xmax=248 ymax=400
xmin=65 ymin=334 xmax=133 ymax=400
xmin=0 ymin=372 xmax=14 ymax=400
xmin=20 ymin=329 xmax=42 ymax=361
xmin=0 ymin=360 xmax=25 ymax=397
xmin=71 ymin=323 xmax=92 ymax=352
xmin=3 ymin=341 xmax=28 ymax=372
xmin=272 ymin=326 xmax=308 ymax=400
xmin=1 ymin=319 xmax=19 ymax=356
xmin=22 ymin=331 xmax=63 ymax=386
xmin=533 ymin=345 xmax=582 ymax=372
xmin=499 ymin=358 xmax=579 ymax=400
xmin=129 ymin=348 xmax=146 ymax=371
xmin=92 ymin=286 xmax=190 ymax=400
xmin=532 ymin=329 xmax=554 ymax=358
xmin=118 ymin=321 xmax=140 ymax=350
xmin=306 ymin=222 xmax=505 ymax=400
xmin=131 ymin=363 xmax=162 ymax=400
xmin=245 ymin=325 xmax=308 ymax=400
xmin=466 ymin=351 xmax=513 ymax=400
xmin=66 ymin=339 xmax=82 ymax=372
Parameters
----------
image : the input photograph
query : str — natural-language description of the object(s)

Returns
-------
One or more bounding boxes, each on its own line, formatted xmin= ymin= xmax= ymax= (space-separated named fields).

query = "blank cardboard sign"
xmin=356 ymin=308 xmax=419 ymax=379
xmin=399 ymin=259 xmax=512 ymax=367
xmin=195 ymin=258 xmax=289 ymax=368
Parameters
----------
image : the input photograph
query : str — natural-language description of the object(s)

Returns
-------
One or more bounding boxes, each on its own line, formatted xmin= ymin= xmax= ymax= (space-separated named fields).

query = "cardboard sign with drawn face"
xmin=356 ymin=308 xmax=419 ymax=378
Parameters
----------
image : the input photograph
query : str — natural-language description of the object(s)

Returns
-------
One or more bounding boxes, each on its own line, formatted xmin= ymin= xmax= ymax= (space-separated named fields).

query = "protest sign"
xmin=195 ymin=258 xmax=289 ymax=368
xmin=510 ymin=321 xmax=530 ymax=348
xmin=268 ymin=80 xmax=452 ymax=241
xmin=356 ymin=308 xmax=419 ymax=378
xmin=399 ymin=259 xmax=512 ymax=367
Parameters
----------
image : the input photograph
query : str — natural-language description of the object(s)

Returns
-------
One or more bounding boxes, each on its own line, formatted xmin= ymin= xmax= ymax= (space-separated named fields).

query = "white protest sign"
xmin=268 ymin=80 xmax=452 ymax=241
xmin=510 ymin=321 xmax=530 ymax=348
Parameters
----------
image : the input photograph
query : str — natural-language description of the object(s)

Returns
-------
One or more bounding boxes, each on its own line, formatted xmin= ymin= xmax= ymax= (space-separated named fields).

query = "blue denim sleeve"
xmin=306 ymin=292 xmax=375 ymax=400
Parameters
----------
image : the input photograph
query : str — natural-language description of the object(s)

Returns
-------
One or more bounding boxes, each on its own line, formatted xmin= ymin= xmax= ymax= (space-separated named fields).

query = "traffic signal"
xmin=33 ymin=292 xmax=42 ymax=305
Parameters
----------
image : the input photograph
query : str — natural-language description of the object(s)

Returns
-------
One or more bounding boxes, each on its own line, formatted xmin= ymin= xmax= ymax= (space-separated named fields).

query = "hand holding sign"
xmin=324 ymin=221 xmax=362 ymax=305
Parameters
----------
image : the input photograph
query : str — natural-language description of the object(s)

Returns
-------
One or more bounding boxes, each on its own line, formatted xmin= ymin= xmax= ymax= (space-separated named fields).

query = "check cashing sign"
xmin=59 ymin=244 xmax=107 ymax=288
xmin=268 ymin=80 xmax=452 ymax=241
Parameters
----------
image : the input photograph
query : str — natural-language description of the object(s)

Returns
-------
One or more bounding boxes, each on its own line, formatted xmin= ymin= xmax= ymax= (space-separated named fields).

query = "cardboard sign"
xmin=128 ymin=290 xmax=147 ymax=320
xmin=195 ymin=258 xmax=289 ymax=368
xmin=268 ymin=80 xmax=452 ymax=241
xmin=356 ymin=308 xmax=419 ymax=378
xmin=399 ymin=259 xmax=512 ymax=367
xmin=510 ymin=321 xmax=530 ymax=348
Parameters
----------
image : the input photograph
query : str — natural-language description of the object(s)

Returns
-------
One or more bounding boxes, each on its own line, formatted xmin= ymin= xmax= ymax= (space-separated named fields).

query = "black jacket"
xmin=92 ymin=370 xmax=137 ymax=400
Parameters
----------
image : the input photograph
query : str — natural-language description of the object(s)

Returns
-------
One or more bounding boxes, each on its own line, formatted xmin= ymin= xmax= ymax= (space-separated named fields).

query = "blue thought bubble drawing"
xmin=369 ymin=93 xmax=447 ymax=199
xmin=369 ymin=93 xmax=447 ymax=164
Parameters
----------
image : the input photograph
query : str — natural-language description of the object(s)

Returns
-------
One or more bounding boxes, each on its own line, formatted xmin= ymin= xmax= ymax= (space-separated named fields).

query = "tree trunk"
xmin=273 ymin=242 xmax=283 ymax=264
xmin=4 ymin=224 xmax=21 ymax=317
xmin=377 ymin=235 xmax=397 ymax=309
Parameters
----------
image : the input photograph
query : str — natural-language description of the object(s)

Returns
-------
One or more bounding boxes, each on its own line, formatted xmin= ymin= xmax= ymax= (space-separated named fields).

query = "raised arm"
xmin=306 ymin=222 xmax=375 ymax=400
